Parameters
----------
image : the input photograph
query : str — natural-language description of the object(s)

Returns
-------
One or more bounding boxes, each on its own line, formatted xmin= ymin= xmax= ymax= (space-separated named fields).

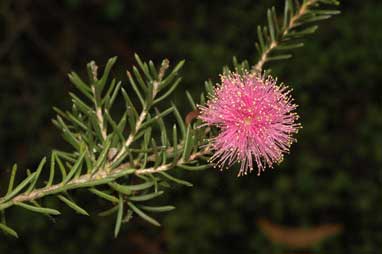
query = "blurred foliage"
xmin=0 ymin=0 xmax=381 ymax=253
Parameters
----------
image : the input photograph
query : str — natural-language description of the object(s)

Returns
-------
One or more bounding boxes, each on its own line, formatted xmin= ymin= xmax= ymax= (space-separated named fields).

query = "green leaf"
xmin=153 ymin=77 xmax=182 ymax=105
xmin=6 ymin=164 xmax=17 ymax=195
xmin=132 ymin=66 xmax=148 ymax=92
xmin=68 ymin=72 xmax=93 ymax=100
xmin=91 ymin=137 xmax=112 ymax=174
xmin=89 ymin=188 xmax=119 ymax=203
xmin=185 ymin=90 xmax=197 ymax=110
xmin=0 ymin=223 xmax=18 ymax=238
xmin=114 ymin=194 xmax=124 ymax=237
xmin=129 ymin=191 xmax=164 ymax=202
xmin=148 ymin=60 xmax=158 ymax=79
xmin=16 ymin=202 xmax=60 ymax=215
xmin=46 ymin=152 xmax=56 ymax=187
xmin=108 ymin=182 xmax=132 ymax=195
xmin=134 ymin=54 xmax=152 ymax=82
xmin=257 ymin=26 xmax=265 ymax=51
xmin=122 ymin=181 xmax=155 ymax=192
xmin=127 ymin=202 xmax=160 ymax=227
xmin=274 ymin=42 xmax=304 ymax=50
xmin=54 ymin=152 xmax=67 ymax=179
xmin=58 ymin=195 xmax=89 ymax=216
xmin=98 ymin=205 xmax=118 ymax=217
xmin=182 ymin=125 xmax=194 ymax=161
xmin=26 ymin=157 xmax=47 ymax=193
xmin=172 ymin=103 xmax=186 ymax=138
xmin=98 ymin=56 xmax=117 ymax=93
xmin=1 ymin=172 xmax=37 ymax=203
xmin=107 ymin=81 xmax=122 ymax=109
xmin=267 ymin=9 xmax=276 ymax=41
xmin=159 ymin=172 xmax=193 ymax=187
xmin=62 ymin=152 xmax=85 ymax=184
xmin=140 ymin=205 xmax=175 ymax=213
xmin=266 ymin=54 xmax=293 ymax=62
xmin=177 ymin=164 xmax=211 ymax=171
xmin=140 ymin=106 xmax=174 ymax=129
xmin=102 ymin=78 xmax=117 ymax=106
xmin=172 ymin=125 xmax=179 ymax=166
xmin=127 ymin=71 xmax=145 ymax=106
xmin=69 ymin=92 xmax=93 ymax=115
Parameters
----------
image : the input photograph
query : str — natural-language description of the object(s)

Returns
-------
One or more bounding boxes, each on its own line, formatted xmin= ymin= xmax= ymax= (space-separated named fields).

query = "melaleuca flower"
xmin=199 ymin=72 xmax=301 ymax=176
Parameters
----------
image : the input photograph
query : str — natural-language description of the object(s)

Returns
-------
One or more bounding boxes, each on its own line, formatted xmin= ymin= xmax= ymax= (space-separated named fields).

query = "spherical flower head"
xmin=199 ymin=71 xmax=301 ymax=176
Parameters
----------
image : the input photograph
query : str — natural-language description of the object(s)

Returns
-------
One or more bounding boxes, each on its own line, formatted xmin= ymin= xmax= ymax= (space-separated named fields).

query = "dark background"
xmin=0 ymin=0 xmax=381 ymax=253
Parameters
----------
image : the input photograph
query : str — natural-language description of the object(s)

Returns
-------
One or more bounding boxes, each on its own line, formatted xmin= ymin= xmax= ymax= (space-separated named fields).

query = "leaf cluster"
xmin=0 ymin=55 xmax=211 ymax=238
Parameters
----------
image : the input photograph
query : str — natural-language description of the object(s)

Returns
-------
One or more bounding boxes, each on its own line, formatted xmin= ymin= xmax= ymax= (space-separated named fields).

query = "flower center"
xmin=244 ymin=117 xmax=252 ymax=125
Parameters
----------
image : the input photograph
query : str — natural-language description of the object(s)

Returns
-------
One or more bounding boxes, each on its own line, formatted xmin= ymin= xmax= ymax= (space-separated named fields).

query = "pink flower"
xmin=199 ymin=72 xmax=301 ymax=176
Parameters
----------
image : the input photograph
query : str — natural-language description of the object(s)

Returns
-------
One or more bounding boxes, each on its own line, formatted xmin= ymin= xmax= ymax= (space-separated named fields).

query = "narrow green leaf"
xmin=185 ymin=91 xmax=197 ymax=110
xmin=58 ymin=195 xmax=88 ymax=216
xmin=121 ymin=88 xmax=138 ymax=128
xmin=271 ymin=7 xmax=280 ymax=36
xmin=1 ymin=172 xmax=37 ymax=203
xmin=102 ymin=78 xmax=117 ymax=106
xmin=62 ymin=153 xmax=85 ymax=184
xmin=172 ymin=60 xmax=185 ymax=74
xmin=89 ymin=188 xmax=119 ymax=203
xmin=204 ymin=80 xmax=214 ymax=95
xmin=55 ymin=150 xmax=76 ymax=162
xmin=159 ymin=172 xmax=193 ymax=187
xmin=172 ymin=125 xmax=179 ymax=165
xmin=159 ymin=60 xmax=184 ymax=89
xmin=107 ymin=81 xmax=121 ymax=109
xmin=108 ymin=182 xmax=132 ymax=195
xmin=132 ymin=66 xmax=148 ymax=92
xmin=140 ymin=106 xmax=174 ymax=129
xmin=105 ymin=111 xmax=125 ymax=143
xmin=134 ymin=54 xmax=152 ymax=81
xmin=6 ymin=164 xmax=17 ymax=195
xmin=114 ymin=195 xmax=124 ymax=237
xmin=266 ymin=54 xmax=293 ymax=62
xmin=26 ymin=157 xmax=47 ymax=193
xmin=16 ymin=202 xmax=60 ymax=215
xmin=123 ymin=181 xmax=155 ymax=192
xmin=257 ymin=25 xmax=265 ymax=51
xmin=182 ymin=125 xmax=193 ymax=161
xmin=127 ymin=71 xmax=145 ymax=106
xmin=98 ymin=205 xmax=118 ymax=217
xmin=311 ymin=10 xmax=341 ymax=15
xmin=98 ymin=56 xmax=117 ymax=93
xmin=287 ymin=25 xmax=319 ymax=37
xmin=148 ymin=60 xmax=158 ymax=79
xmin=129 ymin=191 xmax=164 ymax=202
xmin=91 ymin=137 xmax=112 ymax=174
xmin=267 ymin=9 xmax=276 ymax=42
xmin=283 ymin=0 xmax=290 ymax=29
xmin=177 ymin=164 xmax=211 ymax=171
xmin=54 ymin=153 xmax=67 ymax=179
xmin=172 ymin=103 xmax=186 ymax=138
xmin=68 ymin=72 xmax=93 ymax=100
xmin=140 ymin=205 xmax=175 ymax=213
xmin=69 ymin=92 xmax=93 ymax=114
xmin=274 ymin=42 xmax=304 ymax=50
xmin=127 ymin=202 xmax=160 ymax=226
xmin=0 ymin=223 xmax=18 ymax=238
xmin=153 ymin=77 xmax=182 ymax=105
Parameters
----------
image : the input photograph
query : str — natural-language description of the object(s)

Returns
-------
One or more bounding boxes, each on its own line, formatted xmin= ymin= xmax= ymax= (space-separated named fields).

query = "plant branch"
xmin=254 ymin=0 xmax=319 ymax=72
xmin=135 ymin=147 xmax=211 ymax=175
xmin=112 ymin=61 xmax=168 ymax=164
xmin=0 ymin=147 xmax=210 ymax=210
xmin=89 ymin=61 xmax=108 ymax=140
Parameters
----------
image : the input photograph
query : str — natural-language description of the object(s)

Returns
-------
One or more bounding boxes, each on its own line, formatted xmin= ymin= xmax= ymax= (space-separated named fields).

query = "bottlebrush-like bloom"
xmin=199 ymin=72 xmax=301 ymax=176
